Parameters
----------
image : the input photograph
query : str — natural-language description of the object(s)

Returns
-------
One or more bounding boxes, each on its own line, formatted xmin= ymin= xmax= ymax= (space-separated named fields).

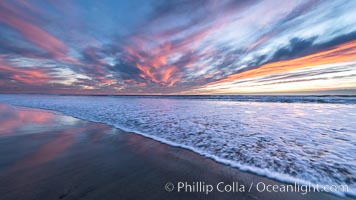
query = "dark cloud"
xmin=247 ymin=30 xmax=356 ymax=73
xmin=271 ymin=37 xmax=317 ymax=62
xmin=316 ymin=30 xmax=356 ymax=50
xmin=110 ymin=62 xmax=142 ymax=80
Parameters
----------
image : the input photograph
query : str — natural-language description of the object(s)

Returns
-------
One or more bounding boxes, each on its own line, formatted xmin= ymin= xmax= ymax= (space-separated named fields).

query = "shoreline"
xmin=0 ymin=103 xmax=354 ymax=199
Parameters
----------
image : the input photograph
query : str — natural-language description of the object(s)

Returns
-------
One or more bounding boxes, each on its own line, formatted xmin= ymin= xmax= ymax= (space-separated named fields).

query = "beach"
xmin=0 ymin=102 xmax=353 ymax=200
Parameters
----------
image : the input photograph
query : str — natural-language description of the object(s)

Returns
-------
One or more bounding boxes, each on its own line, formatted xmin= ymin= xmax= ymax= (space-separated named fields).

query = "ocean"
xmin=0 ymin=94 xmax=355 ymax=196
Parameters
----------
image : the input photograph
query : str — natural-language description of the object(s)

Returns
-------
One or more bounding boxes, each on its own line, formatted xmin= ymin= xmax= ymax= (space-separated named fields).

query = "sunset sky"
xmin=0 ymin=0 xmax=356 ymax=95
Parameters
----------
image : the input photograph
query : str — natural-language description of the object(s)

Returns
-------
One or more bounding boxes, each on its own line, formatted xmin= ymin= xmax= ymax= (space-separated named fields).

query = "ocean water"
xmin=0 ymin=94 xmax=355 ymax=196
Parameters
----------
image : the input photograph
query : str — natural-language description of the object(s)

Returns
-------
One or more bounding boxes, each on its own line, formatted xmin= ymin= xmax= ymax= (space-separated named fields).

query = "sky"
xmin=0 ymin=0 xmax=356 ymax=95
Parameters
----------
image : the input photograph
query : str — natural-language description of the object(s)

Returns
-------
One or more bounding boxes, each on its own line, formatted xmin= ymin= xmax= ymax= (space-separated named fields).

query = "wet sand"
xmin=0 ymin=103 xmax=352 ymax=200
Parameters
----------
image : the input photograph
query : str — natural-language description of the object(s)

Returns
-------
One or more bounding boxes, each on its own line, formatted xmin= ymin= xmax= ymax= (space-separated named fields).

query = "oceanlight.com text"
xmin=164 ymin=181 xmax=349 ymax=195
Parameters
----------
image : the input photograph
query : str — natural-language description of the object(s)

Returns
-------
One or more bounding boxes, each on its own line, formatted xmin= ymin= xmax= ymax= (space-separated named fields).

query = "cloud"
xmin=0 ymin=0 xmax=356 ymax=94
xmin=0 ymin=1 xmax=81 ymax=65
xmin=0 ymin=57 xmax=49 ymax=85
xmin=206 ymin=40 xmax=356 ymax=86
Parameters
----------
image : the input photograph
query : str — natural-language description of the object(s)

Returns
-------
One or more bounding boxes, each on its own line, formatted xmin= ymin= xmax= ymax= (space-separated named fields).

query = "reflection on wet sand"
xmin=0 ymin=104 xmax=53 ymax=136
xmin=0 ymin=104 xmax=116 ymax=200
xmin=0 ymin=104 xmax=114 ymax=173
xmin=8 ymin=129 xmax=76 ymax=173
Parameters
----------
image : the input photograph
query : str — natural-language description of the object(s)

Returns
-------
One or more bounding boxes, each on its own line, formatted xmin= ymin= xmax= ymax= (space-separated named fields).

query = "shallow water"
xmin=0 ymin=94 xmax=355 ymax=196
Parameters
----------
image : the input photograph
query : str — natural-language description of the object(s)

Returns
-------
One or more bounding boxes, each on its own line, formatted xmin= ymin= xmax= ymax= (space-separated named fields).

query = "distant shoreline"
xmin=1 ymin=93 xmax=356 ymax=96
xmin=0 ymin=93 xmax=356 ymax=104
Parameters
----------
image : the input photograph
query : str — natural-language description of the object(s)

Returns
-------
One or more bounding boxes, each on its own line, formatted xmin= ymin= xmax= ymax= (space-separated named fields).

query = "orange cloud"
xmin=0 ymin=58 xmax=49 ymax=84
xmin=136 ymin=63 xmax=159 ymax=83
xmin=123 ymin=24 xmax=221 ymax=87
xmin=209 ymin=40 xmax=356 ymax=85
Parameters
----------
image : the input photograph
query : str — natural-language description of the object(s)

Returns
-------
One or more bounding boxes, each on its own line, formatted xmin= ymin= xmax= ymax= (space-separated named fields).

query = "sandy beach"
xmin=0 ymin=103 xmax=353 ymax=200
